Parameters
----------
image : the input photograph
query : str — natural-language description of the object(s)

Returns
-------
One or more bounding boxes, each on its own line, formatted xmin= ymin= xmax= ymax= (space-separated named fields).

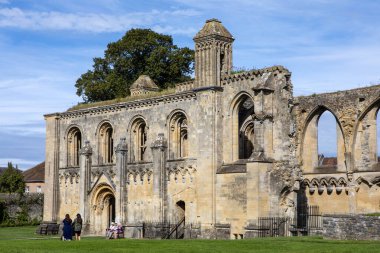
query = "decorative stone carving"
xmin=80 ymin=141 xmax=93 ymax=156
xmin=302 ymin=177 xmax=348 ymax=195
xmin=126 ymin=165 xmax=153 ymax=185
xmin=151 ymin=133 xmax=167 ymax=150
xmin=59 ymin=169 xmax=80 ymax=184
xmin=115 ymin=138 xmax=128 ymax=154
xmin=166 ymin=164 xmax=197 ymax=183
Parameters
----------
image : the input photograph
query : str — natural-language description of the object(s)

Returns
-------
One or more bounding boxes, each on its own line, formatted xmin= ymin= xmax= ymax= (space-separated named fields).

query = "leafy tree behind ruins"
xmin=0 ymin=162 xmax=25 ymax=194
xmin=75 ymin=29 xmax=194 ymax=102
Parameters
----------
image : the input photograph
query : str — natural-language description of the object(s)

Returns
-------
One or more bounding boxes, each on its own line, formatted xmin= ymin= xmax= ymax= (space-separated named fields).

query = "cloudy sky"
xmin=0 ymin=0 xmax=379 ymax=169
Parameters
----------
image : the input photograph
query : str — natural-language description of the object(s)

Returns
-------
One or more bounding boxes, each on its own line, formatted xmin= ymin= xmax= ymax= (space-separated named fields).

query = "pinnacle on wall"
xmin=130 ymin=75 xmax=160 ymax=96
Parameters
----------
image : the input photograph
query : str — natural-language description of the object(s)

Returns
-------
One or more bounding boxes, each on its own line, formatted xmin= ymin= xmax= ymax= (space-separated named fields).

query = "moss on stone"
xmin=67 ymin=88 xmax=176 ymax=112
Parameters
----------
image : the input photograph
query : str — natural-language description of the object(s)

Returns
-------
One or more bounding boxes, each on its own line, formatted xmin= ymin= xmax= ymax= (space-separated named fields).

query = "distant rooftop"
xmin=318 ymin=155 xmax=337 ymax=166
xmin=23 ymin=162 xmax=45 ymax=183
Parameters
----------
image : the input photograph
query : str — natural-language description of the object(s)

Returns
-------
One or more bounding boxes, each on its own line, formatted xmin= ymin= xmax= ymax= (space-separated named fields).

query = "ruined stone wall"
xmin=322 ymin=215 xmax=380 ymax=240
xmin=220 ymin=66 xmax=294 ymax=163
xmin=295 ymin=85 xmax=380 ymax=214
xmin=295 ymin=84 xmax=380 ymax=172
xmin=216 ymin=172 xmax=247 ymax=238
xmin=126 ymin=164 xmax=154 ymax=223
xmin=58 ymin=172 xmax=80 ymax=220
xmin=45 ymin=88 xmax=220 ymax=235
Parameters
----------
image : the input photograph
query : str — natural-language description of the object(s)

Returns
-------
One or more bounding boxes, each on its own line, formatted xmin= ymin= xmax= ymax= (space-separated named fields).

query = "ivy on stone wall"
xmin=0 ymin=193 xmax=43 ymax=227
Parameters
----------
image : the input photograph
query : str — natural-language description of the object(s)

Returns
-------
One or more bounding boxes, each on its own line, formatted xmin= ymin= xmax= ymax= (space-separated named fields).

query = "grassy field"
xmin=0 ymin=226 xmax=380 ymax=253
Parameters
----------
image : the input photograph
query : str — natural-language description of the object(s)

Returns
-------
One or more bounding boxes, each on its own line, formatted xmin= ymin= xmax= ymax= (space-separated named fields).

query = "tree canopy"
xmin=75 ymin=29 xmax=194 ymax=102
xmin=0 ymin=162 xmax=25 ymax=194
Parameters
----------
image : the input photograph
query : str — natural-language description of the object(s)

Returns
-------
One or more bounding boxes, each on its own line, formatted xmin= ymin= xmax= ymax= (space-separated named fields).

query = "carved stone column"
xmin=251 ymin=84 xmax=275 ymax=161
xmin=79 ymin=141 xmax=92 ymax=224
xmin=151 ymin=133 xmax=168 ymax=222
xmin=115 ymin=138 xmax=128 ymax=224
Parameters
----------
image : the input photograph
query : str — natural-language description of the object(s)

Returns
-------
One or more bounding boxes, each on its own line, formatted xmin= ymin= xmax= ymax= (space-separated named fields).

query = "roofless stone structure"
xmin=43 ymin=19 xmax=380 ymax=238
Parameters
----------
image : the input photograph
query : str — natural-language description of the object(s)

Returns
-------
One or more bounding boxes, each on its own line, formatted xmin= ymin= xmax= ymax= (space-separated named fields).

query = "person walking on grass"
xmin=62 ymin=214 xmax=73 ymax=241
xmin=72 ymin=213 xmax=83 ymax=241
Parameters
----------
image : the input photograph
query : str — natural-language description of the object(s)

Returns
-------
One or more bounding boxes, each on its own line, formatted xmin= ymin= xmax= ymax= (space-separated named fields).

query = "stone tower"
xmin=193 ymin=18 xmax=234 ymax=87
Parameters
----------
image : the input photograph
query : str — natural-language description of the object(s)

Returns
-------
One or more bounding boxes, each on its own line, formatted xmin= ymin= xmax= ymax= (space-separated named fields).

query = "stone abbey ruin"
xmin=43 ymin=19 xmax=380 ymax=239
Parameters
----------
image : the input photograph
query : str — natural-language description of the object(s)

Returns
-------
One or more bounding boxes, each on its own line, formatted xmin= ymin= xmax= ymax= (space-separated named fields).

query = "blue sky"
xmin=0 ymin=0 xmax=379 ymax=169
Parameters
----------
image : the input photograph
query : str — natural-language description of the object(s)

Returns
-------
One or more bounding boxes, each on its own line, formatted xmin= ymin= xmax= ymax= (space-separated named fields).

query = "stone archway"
xmin=90 ymin=184 xmax=116 ymax=235
xmin=175 ymin=200 xmax=185 ymax=222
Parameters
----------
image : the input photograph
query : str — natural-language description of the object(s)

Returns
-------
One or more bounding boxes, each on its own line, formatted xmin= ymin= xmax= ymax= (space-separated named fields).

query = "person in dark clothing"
xmin=72 ymin=213 xmax=83 ymax=240
xmin=62 ymin=214 xmax=73 ymax=241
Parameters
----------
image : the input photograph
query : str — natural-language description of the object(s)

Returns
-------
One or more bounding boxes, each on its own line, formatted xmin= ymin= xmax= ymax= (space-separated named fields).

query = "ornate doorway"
xmin=90 ymin=184 xmax=116 ymax=235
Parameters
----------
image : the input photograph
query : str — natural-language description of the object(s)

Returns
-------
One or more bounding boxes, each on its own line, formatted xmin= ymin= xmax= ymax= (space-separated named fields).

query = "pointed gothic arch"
xmin=230 ymin=92 xmax=255 ymax=161
xmin=301 ymin=106 xmax=345 ymax=173
xmin=353 ymin=98 xmax=380 ymax=170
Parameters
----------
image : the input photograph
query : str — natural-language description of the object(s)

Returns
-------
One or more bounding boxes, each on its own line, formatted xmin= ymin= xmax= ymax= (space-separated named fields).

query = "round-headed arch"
xmin=167 ymin=109 xmax=189 ymax=159
xmin=129 ymin=115 xmax=148 ymax=162
xmin=66 ymin=125 xmax=83 ymax=167
xmin=97 ymin=121 xmax=114 ymax=164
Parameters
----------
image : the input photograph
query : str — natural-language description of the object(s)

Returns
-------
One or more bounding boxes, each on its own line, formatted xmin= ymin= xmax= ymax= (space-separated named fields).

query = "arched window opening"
xmin=169 ymin=113 xmax=188 ymax=159
xmin=67 ymin=127 xmax=81 ymax=167
xmin=241 ymin=122 xmax=254 ymax=159
xmin=99 ymin=123 xmax=114 ymax=164
xmin=303 ymin=108 xmax=345 ymax=172
xmin=131 ymin=119 xmax=147 ymax=162
xmin=317 ymin=111 xmax=337 ymax=167
xmin=220 ymin=51 xmax=225 ymax=72
xmin=238 ymin=96 xmax=255 ymax=159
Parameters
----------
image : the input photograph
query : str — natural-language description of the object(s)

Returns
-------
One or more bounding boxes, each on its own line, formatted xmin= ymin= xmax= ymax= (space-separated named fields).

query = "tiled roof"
xmin=321 ymin=157 xmax=337 ymax=166
xmin=23 ymin=162 xmax=45 ymax=182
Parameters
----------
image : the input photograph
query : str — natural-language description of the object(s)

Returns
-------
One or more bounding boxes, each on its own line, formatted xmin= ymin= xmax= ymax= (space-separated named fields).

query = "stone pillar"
xmin=79 ymin=141 xmax=92 ymax=224
xmin=115 ymin=138 xmax=128 ymax=224
xmin=43 ymin=114 xmax=60 ymax=222
xmin=151 ymin=133 xmax=168 ymax=222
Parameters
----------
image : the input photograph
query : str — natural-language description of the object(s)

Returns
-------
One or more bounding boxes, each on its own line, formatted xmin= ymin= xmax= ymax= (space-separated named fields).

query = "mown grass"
xmin=67 ymin=88 xmax=176 ymax=112
xmin=1 ymin=226 xmax=380 ymax=253
xmin=0 ymin=226 xmax=58 ymax=240
xmin=365 ymin=213 xmax=380 ymax=216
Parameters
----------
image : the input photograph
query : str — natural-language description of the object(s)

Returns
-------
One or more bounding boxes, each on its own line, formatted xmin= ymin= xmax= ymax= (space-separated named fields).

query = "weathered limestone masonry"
xmin=322 ymin=215 xmax=380 ymax=240
xmin=294 ymin=85 xmax=380 ymax=215
xmin=43 ymin=19 xmax=380 ymax=239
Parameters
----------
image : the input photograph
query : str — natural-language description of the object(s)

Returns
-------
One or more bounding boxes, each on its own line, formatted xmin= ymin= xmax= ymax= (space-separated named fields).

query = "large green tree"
xmin=75 ymin=29 xmax=194 ymax=102
xmin=0 ymin=162 xmax=25 ymax=194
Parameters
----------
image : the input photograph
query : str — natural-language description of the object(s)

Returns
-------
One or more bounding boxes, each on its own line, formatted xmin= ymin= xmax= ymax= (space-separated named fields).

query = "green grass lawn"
xmin=0 ymin=226 xmax=380 ymax=253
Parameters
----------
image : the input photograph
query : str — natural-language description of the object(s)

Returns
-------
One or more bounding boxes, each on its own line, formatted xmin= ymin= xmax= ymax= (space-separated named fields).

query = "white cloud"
xmin=0 ymin=123 xmax=45 ymax=137
xmin=0 ymin=7 xmax=200 ymax=34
